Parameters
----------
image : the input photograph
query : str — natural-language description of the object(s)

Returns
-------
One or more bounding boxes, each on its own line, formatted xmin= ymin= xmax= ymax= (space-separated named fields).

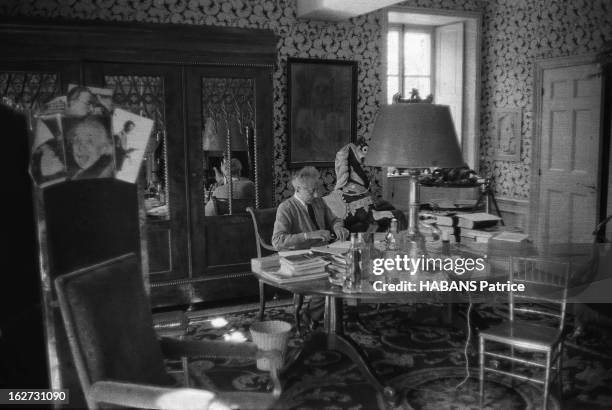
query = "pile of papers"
xmin=326 ymin=254 xmax=347 ymax=278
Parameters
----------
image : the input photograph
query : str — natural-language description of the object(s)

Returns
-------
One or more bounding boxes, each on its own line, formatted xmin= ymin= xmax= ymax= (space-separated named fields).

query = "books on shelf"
xmin=456 ymin=212 xmax=502 ymax=229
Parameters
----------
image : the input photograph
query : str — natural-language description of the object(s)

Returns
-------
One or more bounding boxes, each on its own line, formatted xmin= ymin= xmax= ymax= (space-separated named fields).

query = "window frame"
xmin=381 ymin=7 xmax=482 ymax=171
xmin=386 ymin=23 xmax=435 ymax=103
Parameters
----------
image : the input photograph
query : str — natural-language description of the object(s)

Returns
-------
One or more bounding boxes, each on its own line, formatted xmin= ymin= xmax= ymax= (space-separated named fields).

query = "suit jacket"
xmin=272 ymin=196 xmax=344 ymax=251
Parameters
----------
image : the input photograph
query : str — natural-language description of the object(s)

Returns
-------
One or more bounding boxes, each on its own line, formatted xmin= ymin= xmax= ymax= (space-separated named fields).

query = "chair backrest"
xmin=246 ymin=207 xmax=278 ymax=258
xmin=212 ymin=197 xmax=255 ymax=215
xmin=509 ymin=256 xmax=571 ymax=330
xmin=55 ymin=253 xmax=172 ymax=410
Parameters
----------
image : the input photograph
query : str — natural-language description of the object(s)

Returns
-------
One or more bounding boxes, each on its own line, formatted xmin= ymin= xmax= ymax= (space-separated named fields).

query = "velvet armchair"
xmin=55 ymin=253 xmax=281 ymax=410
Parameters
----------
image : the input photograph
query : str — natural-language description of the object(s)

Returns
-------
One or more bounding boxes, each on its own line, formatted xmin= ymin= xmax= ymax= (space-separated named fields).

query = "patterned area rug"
xmin=172 ymin=302 xmax=612 ymax=410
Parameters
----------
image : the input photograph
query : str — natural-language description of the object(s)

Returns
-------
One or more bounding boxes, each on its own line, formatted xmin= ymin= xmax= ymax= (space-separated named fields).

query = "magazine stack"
xmin=279 ymin=253 xmax=329 ymax=277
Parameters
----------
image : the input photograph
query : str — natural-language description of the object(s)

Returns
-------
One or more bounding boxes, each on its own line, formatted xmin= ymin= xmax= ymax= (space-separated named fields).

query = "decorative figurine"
xmin=323 ymin=139 xmax=407 ymax=233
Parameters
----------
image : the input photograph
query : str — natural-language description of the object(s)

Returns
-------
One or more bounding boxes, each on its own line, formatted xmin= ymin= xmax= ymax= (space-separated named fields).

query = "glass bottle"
xmin=385 ymin=218 xmax=400 ymax=252
xmin=358 ymin=232 xmax=371 ymax=280
xmin=384 ymin=218 xmax=401 ymax=282
xmin=344 ymin=233 xmax=362 ymax=292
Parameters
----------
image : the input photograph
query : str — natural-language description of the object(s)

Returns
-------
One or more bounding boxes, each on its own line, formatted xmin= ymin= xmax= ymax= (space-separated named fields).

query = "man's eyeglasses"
xmin=298 ymin=187 xmax=317 ymax=195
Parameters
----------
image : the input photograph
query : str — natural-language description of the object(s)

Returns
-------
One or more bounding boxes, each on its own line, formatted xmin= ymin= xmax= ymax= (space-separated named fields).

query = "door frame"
xmin=530 ymin=53 xmax=602 ymax=241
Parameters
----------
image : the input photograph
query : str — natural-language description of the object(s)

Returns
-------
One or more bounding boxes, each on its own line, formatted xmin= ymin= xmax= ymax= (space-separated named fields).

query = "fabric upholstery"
xmin=59 ymin=253 xmax=173 ymax=387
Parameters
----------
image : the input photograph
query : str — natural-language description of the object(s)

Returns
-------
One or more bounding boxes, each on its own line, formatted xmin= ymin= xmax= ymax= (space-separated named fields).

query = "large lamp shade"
xmin=367 ymin=103 xmax=466 ymax=260
xmin=367 ymin=104 xmax=464 ymax=169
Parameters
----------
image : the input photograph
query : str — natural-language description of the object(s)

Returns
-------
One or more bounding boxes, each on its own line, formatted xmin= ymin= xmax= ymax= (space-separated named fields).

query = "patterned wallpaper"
xmin=479 ymin=0 xmax=612 ymax=199
xmin=1 ymin=0 xmax=610 ymax=203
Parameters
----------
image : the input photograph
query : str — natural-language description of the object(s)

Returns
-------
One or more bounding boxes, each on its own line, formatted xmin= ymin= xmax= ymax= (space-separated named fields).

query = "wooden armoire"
xmin=0 ymin=18 xmax=277 ymax=400
xmin=0 ymin=18 xmax=277 ymax=306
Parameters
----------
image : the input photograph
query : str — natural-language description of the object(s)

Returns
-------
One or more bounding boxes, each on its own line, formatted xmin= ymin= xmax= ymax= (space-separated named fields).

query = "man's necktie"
xmin=307 ymin=203 xmax=320 ymax=230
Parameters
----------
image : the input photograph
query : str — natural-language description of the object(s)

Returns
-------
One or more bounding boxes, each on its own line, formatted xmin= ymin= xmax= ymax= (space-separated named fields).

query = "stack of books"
xmin=456 ymin=212 xmax=502 ymax=229
xmin=279 ymin=253 xmax=328 ymax=276
xmin=326 ymin=254 xmax=348 ymax=278
xmin=419 ymin=211 xmax=457 ymax=238
xmin=251 ymin=254 xmax=280 ymax=272
xmin=456 ymin=212 xmax=503 ymax=243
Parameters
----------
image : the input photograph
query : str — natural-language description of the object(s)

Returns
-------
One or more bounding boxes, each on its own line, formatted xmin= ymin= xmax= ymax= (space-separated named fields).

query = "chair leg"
xmin=543 ymin=350 xmax=552 ymax=410
xmin=557 ymin=343 xmax=564 ymax=403
xmin=293 ymin=293 xmax=304 ymax=333
xmin=182 ymin=356 xmax=190 ymax=387
xmin=479 ymin=336 xmax=485 ymax=408
xmin=258 ymin=280 xmax=265 ymax=321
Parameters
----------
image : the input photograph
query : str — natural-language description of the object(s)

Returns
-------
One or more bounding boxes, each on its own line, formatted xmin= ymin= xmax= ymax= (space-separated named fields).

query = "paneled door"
xmin=535 ymin=60 xmax=602 ymax=244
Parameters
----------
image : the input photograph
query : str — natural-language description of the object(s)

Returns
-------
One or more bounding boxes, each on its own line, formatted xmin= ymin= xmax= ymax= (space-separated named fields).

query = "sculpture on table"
xmin=323 ymin=139 xmax=406 ymax=233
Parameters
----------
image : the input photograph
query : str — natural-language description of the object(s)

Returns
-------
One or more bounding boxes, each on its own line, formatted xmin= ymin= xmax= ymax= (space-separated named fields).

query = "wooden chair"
xmin=212 ymin=197 xmax=255 ymax=215
xmin=55 ymin=253 xmax=281 ymax=410
xmin=479 ymin=256 xmax=571 ymax=409
xmin=247 ymin=207 xmax=305 ymax=332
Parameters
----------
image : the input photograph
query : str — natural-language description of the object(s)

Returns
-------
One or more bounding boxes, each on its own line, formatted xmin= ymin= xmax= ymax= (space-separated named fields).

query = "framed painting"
xmin=493 ymin=108 xmax=521 ymax=161
xmin=287 ymin=58 xmax=357 ymax=167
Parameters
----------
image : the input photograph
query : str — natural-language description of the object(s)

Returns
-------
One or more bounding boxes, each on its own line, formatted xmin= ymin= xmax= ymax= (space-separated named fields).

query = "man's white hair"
xmin=291 ymin=166 xmax=320 ymax=190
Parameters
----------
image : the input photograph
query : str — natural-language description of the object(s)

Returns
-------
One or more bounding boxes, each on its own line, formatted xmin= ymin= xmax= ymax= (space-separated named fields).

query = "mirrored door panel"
xmin=104 ymin=74 xmax=169 ymax=214
xmin=186 ymin=65 xmax=273 ymax=277
xmin=200 ymin=76 xmax=256 ymax=216
xmin=85 ymin=63 xmax=188 ymax=280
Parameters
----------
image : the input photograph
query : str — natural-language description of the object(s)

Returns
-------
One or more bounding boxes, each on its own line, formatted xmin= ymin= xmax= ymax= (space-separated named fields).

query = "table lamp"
xmin=367 ymin=104 xmax=465 ymax=253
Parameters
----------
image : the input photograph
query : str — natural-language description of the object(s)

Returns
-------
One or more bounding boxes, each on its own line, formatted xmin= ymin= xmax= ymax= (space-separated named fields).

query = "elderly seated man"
xmin=272 ymin=166 xmax=349 ymax=328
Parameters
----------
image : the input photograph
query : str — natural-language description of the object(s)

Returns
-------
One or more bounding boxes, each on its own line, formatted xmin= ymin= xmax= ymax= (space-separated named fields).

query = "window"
xmin=383 ymin=9 xmax=481 ymax=170
xmin=387 ymin=26 xmax=432 ymax=104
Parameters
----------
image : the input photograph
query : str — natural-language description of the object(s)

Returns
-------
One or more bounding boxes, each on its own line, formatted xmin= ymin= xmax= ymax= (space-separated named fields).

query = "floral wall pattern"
xmin=479 ymin=0 xmax=612 ymax=199
xmin=1 ymin=0 xmax=610 ymax=203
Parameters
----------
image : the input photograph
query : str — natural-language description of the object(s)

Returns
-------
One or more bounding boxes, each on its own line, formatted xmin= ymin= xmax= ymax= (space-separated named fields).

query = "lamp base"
xmin=401 ymin=170 xmax=431 ymax=273
xmin=402 ymin=232 xmax=428 ymax=275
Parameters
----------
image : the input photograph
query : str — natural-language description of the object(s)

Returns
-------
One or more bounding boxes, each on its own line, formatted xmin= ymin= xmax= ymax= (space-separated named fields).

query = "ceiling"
xmin=388 ymin=11 xmax=467 ymax=25
xmin=296 ymin=0 xmax=405 ymax=21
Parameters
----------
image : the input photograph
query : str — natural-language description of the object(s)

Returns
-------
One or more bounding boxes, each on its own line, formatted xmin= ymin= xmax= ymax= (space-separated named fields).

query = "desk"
xmin=252 ymin=241 xmax=597 ymax=407
xmin=252 ymin=243 xmax=498 ymax=406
